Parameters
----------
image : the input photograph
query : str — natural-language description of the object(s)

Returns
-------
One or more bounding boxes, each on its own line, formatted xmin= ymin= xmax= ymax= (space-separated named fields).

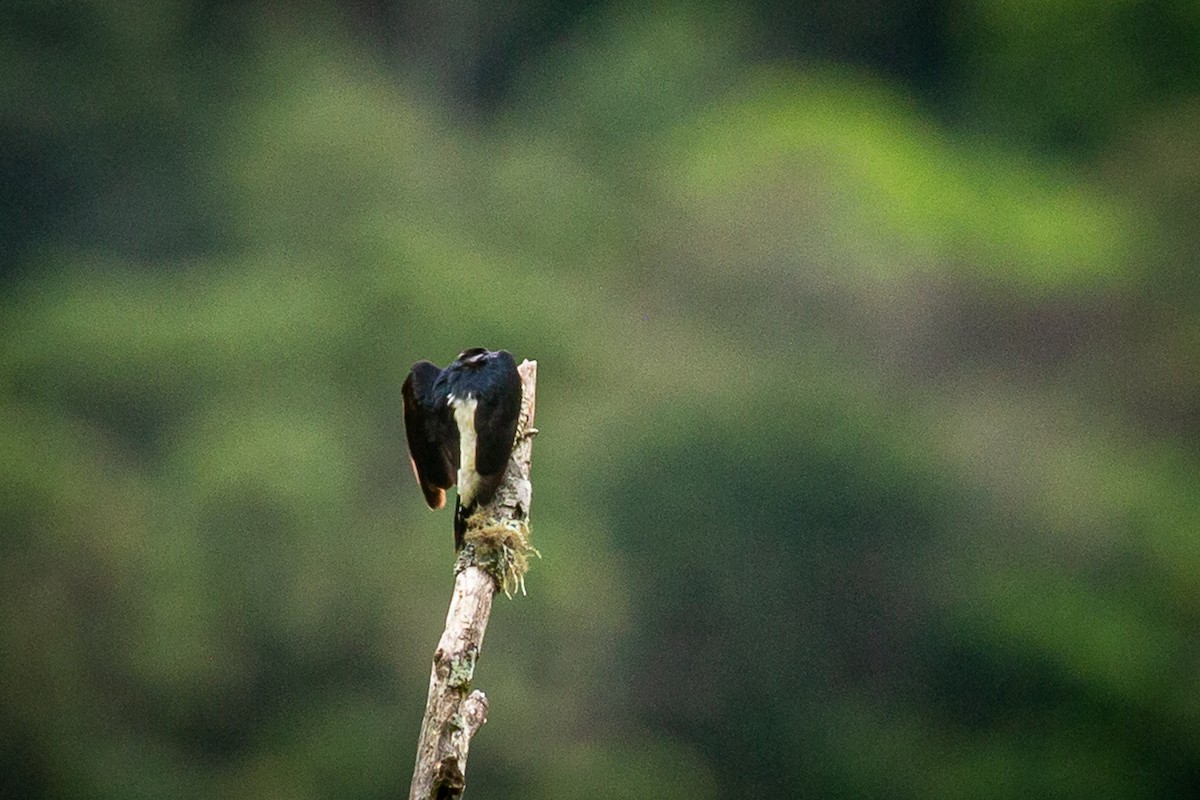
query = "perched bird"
xmin=402 ymin=348 xmax=522 ymax=549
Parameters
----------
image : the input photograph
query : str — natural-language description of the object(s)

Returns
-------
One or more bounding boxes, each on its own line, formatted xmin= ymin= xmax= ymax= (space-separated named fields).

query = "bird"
xmin=401 ymin=348 xmax=522 ymax=549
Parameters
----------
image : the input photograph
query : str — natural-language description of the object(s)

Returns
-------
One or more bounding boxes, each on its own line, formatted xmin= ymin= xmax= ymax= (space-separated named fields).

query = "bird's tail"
xmin=454 ymin=497 xmax=469 ymax=551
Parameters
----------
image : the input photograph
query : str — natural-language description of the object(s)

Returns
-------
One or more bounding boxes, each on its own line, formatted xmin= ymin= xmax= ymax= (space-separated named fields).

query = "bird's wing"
xmin=472 ymin=351 xmax=523 ymax=477
xmin=402 ymin=360 xmax=456 ymax=509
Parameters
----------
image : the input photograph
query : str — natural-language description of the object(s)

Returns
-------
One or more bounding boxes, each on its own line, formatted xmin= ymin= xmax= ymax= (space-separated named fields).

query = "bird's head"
xmin=456 ymin=347 xmax=491 ymax=367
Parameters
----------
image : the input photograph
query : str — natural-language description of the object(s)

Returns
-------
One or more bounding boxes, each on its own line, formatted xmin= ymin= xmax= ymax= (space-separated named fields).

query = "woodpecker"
xmin=401 ymin=348 xmax=522 ymax=549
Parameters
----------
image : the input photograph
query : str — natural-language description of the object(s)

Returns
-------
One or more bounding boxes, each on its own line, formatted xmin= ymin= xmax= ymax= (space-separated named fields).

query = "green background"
xmin=4 ymin=2 xmax=1200 ymax=797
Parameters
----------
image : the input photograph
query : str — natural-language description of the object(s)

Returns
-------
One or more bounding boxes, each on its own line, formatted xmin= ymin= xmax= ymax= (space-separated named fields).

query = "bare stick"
xmin=409 ymin=360 xmax=538 ymax=800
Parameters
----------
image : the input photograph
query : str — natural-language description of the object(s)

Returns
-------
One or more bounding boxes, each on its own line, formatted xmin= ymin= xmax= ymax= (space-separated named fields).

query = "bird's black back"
xmin=435 ymin=349 xmax=522 ymax=476
xmin=403 ymin=348 xmax=522 ymax=548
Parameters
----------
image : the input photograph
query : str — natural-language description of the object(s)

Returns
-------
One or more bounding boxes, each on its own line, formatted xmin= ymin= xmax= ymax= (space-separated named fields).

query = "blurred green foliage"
xmin=4 ymin=2 xmax=1200 ymax=798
